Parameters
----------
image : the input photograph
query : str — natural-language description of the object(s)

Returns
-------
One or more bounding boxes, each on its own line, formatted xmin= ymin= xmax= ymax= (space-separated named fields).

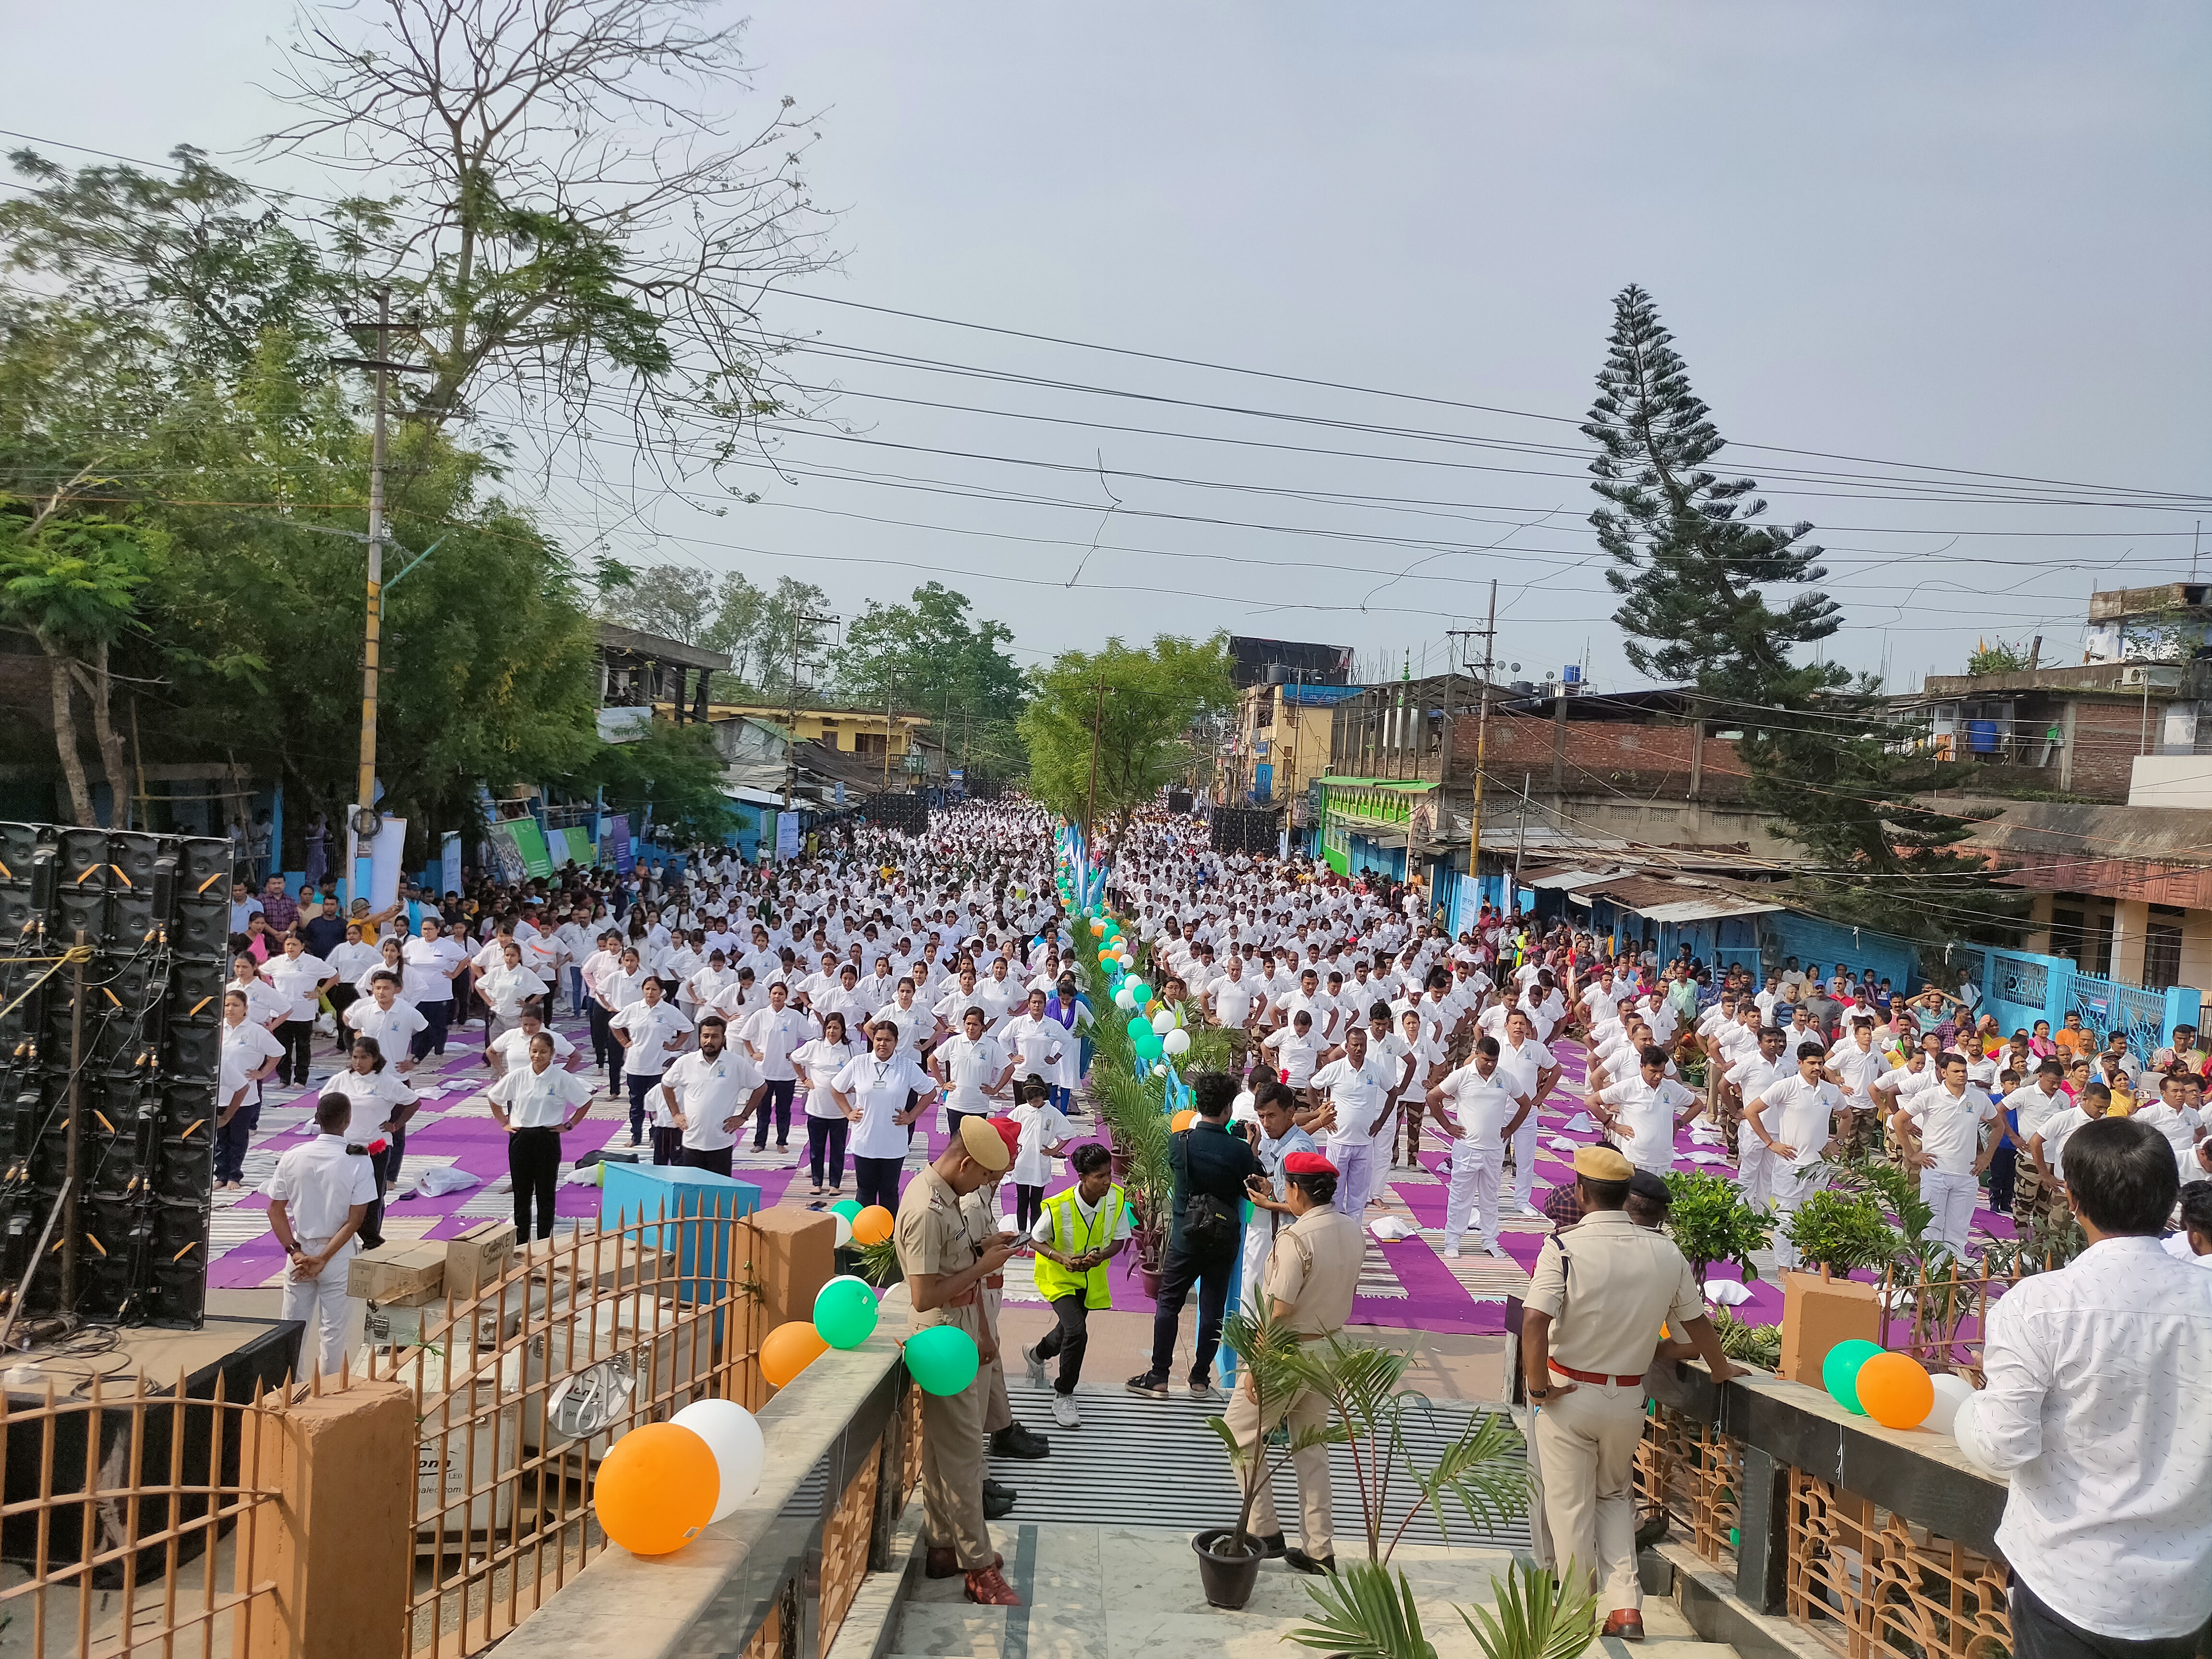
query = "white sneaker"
xmin=1022 ymin=1344 xmax=1049 ymax=1389
xmin=1443 ymin=1243 xmax=1463 ymax=1260
xmin=1051 ymin=1394 xmax=1081 ymax=1429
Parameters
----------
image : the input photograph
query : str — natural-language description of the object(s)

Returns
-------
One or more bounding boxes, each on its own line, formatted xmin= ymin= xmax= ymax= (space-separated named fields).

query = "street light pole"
xmin=345 ymin=288 xmax=393 ymax=903
xmin=1084 ymin=676 xmax=1106 ymax=850
xmin=1449 ymin=580 xmax=1498 ymax=922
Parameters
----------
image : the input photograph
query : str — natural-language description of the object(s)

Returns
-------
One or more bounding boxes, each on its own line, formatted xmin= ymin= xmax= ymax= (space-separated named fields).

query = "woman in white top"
xmin=793 ymin=1013 xmax=859 ymax=1197
xmin=477 ymin=940 xmax=550 ymax=1052
xmin=217 ymin=987 xmax=285 ymax=1191
xmin=326 ymin=1035 xmax=421 ymax=1202
xmin=830 ymin=1022 xmax=940 ymax=1213
xmin=485 ymin=1031 xmax=597 ymax=1240
xmin=356 ymin=937 xmax=408 ymax=998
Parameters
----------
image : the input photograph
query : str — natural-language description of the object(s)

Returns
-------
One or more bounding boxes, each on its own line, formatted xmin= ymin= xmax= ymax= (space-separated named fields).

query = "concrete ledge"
xmin=495 ymin=1289 xmax=913 ymax=1659
xmin=825 ymin=1495 xmax=926 ymax=1659
xmin=1647 ymin=1541 xmax=1835 ymax=1659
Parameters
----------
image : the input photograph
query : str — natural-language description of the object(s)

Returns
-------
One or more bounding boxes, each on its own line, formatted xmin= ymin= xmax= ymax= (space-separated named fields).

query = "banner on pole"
xmin=439 ymin=831 xmax=462 ymax=898
xmin=775 ymin=812 xmax=801 ymax=862
xmin=609 ymin=814 xmax=634 ymax=874
xmin=511 ymin=819 xmax=554 ymax=878
xmin=367 ymin=816 xmax=409 ymax=912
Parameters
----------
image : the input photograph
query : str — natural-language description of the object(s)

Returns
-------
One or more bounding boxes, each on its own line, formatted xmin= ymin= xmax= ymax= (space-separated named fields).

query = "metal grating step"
xmin=984 ymin=1380 xmax=1531 ymax=1549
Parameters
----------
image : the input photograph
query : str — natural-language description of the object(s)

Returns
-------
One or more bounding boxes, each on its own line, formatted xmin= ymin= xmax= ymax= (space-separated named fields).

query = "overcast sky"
xmin=6 ymin=1 xmax=2207 ymax=696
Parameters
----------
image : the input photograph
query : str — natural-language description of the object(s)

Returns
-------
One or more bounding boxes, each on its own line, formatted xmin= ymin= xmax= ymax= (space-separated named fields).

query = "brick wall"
xmin=2064 ymin=700 xmax=2164 ymax=799
xmin=1452 ymin=716 xmax=1754 ymax=802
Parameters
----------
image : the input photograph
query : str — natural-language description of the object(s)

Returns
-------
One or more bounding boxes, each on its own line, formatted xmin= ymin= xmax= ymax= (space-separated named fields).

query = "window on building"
xmin=2144 ymin=908 xmax=2186 ymax=990
xmin=854 ymin=732 xmax=887 ymax=761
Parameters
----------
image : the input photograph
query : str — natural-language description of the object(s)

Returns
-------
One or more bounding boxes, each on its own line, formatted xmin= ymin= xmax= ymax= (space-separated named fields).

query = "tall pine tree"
xmin=1585 ymin=285 xmax=2022 ymax=946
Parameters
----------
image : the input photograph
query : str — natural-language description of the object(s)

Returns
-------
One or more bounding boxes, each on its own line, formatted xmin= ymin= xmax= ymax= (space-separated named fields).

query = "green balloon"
xmin=1822 ymin=1339 xmax=1885 ymax=1414
xmin=814 ymin=1275 xmax=880 ymax=1349
xmin=830 ymin=1199 xmax=863 ymax=1222
xmin=1126 ymin=1015 xmax=1151 ymax=1041
xmin=1133 ymin=1030 xmax=1164 ymax=1063
xmin=905 ymin=1324 xmax=980 ymax=1396
xmin=1125 ymin=980 xmax=1152 ymax=1005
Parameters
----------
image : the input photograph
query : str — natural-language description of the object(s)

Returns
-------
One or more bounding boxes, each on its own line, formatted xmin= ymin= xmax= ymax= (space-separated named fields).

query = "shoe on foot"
xmin=1124 ymin=1373 xmax=1170 ymax=1399
xmin=1050 ymin=1393 xmax=1080 ymax=1429
xmin=1443 ymin=1243 xmax=1463 ymax=1260
xmin=1252 ymin=1532 xmax=1287 ymax=1560
xmin=1022 ymin=1343 xmax=1049 ymax=1389
xmin=926 ymin=1547 xmax=1000 ymax=1580
xmin=989 ymin=1422 xmax=1051 ymax=1460
xmin=963 ymin=1564 xmax=1022 ymax=1607
xmin=1284 ymin=1547 xmax=1337 ymax=1575
xmin=983 ymin=1479 xmax=1017 ymax=1518
xmin=1602 ymin=1611 xmax=1645 ymax=1641
xmin=1189 ymin=1378 xmax=1223 ymax=1403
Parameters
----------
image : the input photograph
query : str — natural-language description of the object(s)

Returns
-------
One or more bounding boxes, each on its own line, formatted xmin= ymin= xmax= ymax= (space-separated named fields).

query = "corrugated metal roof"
xmin=1585 ymin=876 xmax=1784 ymax=922
xmin=1523 ymin=866 xmax=1629 ymax=892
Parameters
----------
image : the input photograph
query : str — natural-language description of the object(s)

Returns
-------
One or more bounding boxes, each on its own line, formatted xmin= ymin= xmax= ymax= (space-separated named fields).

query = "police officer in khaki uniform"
xmin=1223 ymin=1148 xmax=1366 ymax=1574
xmin=896 ymin=1115 xmax=1023 ymax=1607
xmin=1522 ymin=1145 xmax=1743 ymax=1639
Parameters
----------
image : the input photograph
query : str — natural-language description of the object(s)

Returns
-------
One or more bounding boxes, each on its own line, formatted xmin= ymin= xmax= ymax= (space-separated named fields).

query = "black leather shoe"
xmin=1253 ymin=1532 xmax=1287 ymax=1559
xmin=983 ymin=1484 xmax=1017 ymax=1520
xmin=1284 ymin=1548 xmax=1337 ymax=1575
xmin=989 ymin=1422 xmax=1051 ymax=1460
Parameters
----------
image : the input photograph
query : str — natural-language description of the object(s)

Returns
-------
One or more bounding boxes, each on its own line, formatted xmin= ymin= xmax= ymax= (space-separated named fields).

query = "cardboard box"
xmin=348 ymin=1241 xmax=446 ymax=1307
xmin=523 ymin=1232 xmax=677 ymax=1295
xmin=1779 ymin=1268 xmax=1883 ymax=1387
xmin=443 ymin=1220 xmax=517 ymax=1300
xmin=748 ymin=1206 xmax=835 ymax=1334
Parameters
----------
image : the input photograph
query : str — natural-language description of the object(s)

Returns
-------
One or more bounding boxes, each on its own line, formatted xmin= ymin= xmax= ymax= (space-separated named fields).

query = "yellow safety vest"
xmin=1032 ymin=1184 xmax=1125 ymax=1309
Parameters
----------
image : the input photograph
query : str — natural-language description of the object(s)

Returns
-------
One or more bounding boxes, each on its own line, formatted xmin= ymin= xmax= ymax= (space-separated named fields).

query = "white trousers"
xmin=1509 ymin=1112 xmax=1540 ymax=1210
xmin=1332 ymin=1141 xmax=1378 ymax=1217
xmin=1770 ymin=1163 xmax=1831 ymax=1271
xmin=280 ymin=1245 xmax=361 ymax=1380
xmin=1443 ymin=1142 xmax=1503 ymax=1248
xmin=1239 ymin=1214 xmax=1274 ymax=1317
xmin=1919 ymin=1168 xmax=1979 ymax=1257
xmin=1735 ymin=1122 xmax=1776 ymax=1210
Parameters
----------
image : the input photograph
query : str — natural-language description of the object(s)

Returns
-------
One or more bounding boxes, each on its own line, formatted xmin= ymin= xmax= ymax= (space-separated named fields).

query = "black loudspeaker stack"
xmin=0 ymin=825 xmax=230 ymax=1331
xmin=859 ymin=793 xmax=929 ymax=836
xmin=1209 ymin=807 xmax=1280 ymax=855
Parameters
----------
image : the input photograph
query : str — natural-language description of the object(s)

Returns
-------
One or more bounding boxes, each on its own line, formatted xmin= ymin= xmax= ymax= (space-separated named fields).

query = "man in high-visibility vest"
xmin=1021 ymin=1142 xmax=1131 ymax=1429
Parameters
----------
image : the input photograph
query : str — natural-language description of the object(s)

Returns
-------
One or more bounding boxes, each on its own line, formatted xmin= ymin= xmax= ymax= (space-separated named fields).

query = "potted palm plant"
xmin=1193 ymin=1308 xmax=1346 ymax=1608
xmin=1287 ymin=1555 xmax=1599 ymax=1659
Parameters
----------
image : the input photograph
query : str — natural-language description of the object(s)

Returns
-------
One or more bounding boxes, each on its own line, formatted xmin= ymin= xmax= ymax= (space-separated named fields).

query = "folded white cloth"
xmin=1703 ymin=1279 xmax=1754 ymax=1307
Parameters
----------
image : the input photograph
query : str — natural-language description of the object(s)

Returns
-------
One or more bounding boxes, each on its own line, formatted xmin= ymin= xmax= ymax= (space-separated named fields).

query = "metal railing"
xmin=0 ymin=1366 xmax=291 ymax=1658
xmin=364 ymin=1210 xmax=765 ymax=1659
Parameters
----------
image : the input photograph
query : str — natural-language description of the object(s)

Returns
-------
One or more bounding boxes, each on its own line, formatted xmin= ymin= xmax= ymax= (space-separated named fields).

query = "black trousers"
xmin=1987 ymin=1139 xmax=2018 ymax=1215
xmin=1148 ymin=1239 xmax=1237 ymax=1384
xmin=684 ymin=1145 xmax=734 ymax=1178
xmin=751 ymin=1079 xmax=796 ymax=1148
xmin=626 ymin=1074 xmax=658 ymax=1142
xmin=853 ymin=1155 xmax=902 ymax=1212
xmin=508 ymin=1126 xmax=561 ymax=1240
xmin=651 ymin=1127 xmax=683 ymax=1166
xmin=1015 ymin=1183 xmax=1045 ymax=1233
xmin=806 ymin=1116 xmax=849 ymax=1188
xmin=409 ymin=999 xmax=452 ymax=1060
xmin=1034 ymin=1292 xmax=1093 ymax=1394
xmin=2011 ymin=1577 xmax=2210 ymax=1659
xmin=325 ymin=986 xmax=358 ymax=1050
xmin=587 ymin=1003 xmax=615 ymax=1073
xmin=276 ymin=1018 xmax=316 ymax=1087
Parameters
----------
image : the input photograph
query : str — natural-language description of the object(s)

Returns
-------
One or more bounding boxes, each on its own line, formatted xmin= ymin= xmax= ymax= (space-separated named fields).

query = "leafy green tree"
xmin=1022 ymin=634 xmax=1232 ymax=839
xmin=835 ymin=582 xmax=1024 ymax=778
xmin=1585 ymin=285 xmax=2021 ymax=945
xmin=582 ymin=720 xmax=730 ymax=848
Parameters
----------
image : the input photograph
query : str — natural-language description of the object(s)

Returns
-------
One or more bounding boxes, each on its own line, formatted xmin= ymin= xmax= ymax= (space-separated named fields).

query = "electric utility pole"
xmin=329 ymin=289 xmax=399 ymax=902
xmin=1084 ymin=677 xmax=1107 ymax=849
xmin=782 ymin=606 xmax=836 ymax=810
xmin=1447 ymin=579 xmax=1498 ymax=919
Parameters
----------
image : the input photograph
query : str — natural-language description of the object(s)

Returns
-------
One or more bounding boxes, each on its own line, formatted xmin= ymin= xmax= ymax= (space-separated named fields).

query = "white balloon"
xmin=1117 ymin=953 xmax=1134 ymax=971
xmin=1162 ymin=1028 xmax=1191 ymax=1057
xmin=1151 ymin=1010 xmax=1176 ymax=1035
xmin=672 ymin=1398 xmax=766 ymax=1522
xmin=832 ymin=1211 xmax=854 ymax=1249
xmin=1114 ymin=988 xmax=1136 ymax=1011
xmin=1948 ymin=1392 xmax=2004 ymax=1480
xmin=1924 ymin=1371 xmax=1974 ymax=1436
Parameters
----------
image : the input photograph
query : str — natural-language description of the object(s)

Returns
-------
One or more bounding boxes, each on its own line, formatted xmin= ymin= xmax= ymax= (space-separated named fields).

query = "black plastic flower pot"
xmin=1191 ymin=1528 xmax=1264 ymax=1610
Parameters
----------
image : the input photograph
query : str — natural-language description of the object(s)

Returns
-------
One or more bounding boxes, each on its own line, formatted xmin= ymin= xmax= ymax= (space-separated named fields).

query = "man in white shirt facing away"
xmin=1977 ymin=1116 xmax=2212 ymax=1659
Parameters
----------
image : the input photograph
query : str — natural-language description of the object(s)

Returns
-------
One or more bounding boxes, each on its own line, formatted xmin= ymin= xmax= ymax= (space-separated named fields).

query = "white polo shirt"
xmin=488 ymin=1061 xmax=595 ymax=1130
xmin=268 ymin=1134 xmax=378 ymax=1247
xmin=1901 ymin=1082 xmax=1997 ymax=1176
xmin=661 ymin=1047 xmax=762 ymax=1151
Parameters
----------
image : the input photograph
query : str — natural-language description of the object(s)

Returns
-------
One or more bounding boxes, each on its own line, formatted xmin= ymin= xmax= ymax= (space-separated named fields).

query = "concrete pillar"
xmin=245 ymin=1380 xmax=416 ymax=1659
xmin=2111 ymin=899 xmax=2151 ymax=985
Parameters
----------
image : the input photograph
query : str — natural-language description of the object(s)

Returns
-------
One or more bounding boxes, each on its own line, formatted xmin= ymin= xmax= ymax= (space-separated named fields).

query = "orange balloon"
xmin=594 ymin=1422 xmax=717 ymax=1555
xmin=1855 ymin=1352 xmax=1936 ymax=1430
xmin=760 ymin=1320 xmax=830 ymax=1389
xmin=852 ymin=1205 xmax=895 ymax=1246
xmin=1171 ymin=1108 xmax=1195 ymax=1131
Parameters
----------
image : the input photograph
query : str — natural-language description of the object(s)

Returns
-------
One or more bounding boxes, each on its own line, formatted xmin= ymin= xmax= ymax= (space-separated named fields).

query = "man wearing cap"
xmin=965 ymin=1115 xmax=1051 ymax=1466
xmin=1227 ymin=1148 xmax=1366 ymax=1574
xmin=1522 ymin=1144 xmax=1743 ymax=1640
xmin=895 ymin=1116 xmax=1025 ymax=1607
